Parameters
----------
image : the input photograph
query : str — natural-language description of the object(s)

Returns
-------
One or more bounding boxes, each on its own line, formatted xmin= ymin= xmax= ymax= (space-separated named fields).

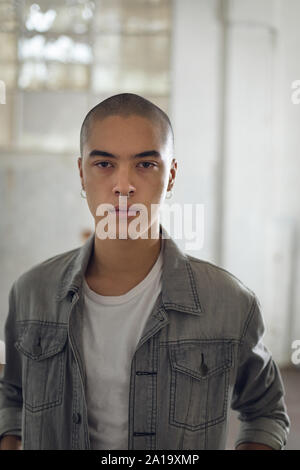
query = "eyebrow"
xmin=88 ymin=149 xmax=162 ymax=159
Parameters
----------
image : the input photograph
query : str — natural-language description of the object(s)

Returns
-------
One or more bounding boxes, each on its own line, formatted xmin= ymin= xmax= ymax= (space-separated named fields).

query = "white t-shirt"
xmin=81 ymin=240 xmax=164 ymax=450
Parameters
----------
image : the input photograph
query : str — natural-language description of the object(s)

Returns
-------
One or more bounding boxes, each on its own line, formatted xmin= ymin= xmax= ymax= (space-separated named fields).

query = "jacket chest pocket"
xmin=14 ymin=322 xmax=68 ymax=413
xmin=169 ymin=341 xmax=233 ymax=431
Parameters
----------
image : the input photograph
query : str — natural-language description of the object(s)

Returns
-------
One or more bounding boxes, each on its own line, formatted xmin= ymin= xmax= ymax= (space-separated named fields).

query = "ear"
xmin=77 ymin=157 xmax=84 ymax=182
xmin=168 ymin=158 xmax=177 ymax=189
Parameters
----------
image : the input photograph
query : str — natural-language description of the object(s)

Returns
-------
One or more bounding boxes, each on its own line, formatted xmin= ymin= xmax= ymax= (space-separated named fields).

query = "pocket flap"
xmin=170 ymin=341 xmax=233 ymax=379
xmin=14 ymin=323 xmax=68 ymax=361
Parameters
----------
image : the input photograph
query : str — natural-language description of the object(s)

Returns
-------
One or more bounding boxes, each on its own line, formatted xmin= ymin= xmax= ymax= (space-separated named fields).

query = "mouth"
xmin=110 ymin=206 xmax=140 ymax=216
xmin=114 ymin=205 xmax=133 ymax=211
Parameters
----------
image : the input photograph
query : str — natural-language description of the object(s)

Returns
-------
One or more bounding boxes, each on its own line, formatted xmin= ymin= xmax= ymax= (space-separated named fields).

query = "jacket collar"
xmin=56 ymin=223 xmax=203 ymax=316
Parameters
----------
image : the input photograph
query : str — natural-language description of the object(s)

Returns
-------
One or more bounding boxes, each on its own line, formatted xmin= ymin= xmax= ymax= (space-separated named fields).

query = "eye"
xmin=95 ymin=161 xmax=156 ymax=169
xmin=138 ymin=162 xmax=156 ymax=169
xmin=95 ymin=161 xmax=112 ymax=168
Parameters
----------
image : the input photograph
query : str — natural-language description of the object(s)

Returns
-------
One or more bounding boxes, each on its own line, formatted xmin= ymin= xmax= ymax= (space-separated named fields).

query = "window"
xmin=0 ymin=0 xmax=172 ymax=153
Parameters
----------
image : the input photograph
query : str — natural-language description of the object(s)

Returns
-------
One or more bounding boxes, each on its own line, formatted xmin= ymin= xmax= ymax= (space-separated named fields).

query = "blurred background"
xmin=0 ymin=0 xmax=299 ymax=449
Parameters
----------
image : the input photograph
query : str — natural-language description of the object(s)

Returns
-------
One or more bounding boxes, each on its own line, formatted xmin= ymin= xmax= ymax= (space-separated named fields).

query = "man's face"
xmin=78 ymin=114 xmax=176 ymax=238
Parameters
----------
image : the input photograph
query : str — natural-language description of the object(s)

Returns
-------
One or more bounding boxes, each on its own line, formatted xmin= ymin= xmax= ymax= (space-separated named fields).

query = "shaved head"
xmin=80 ymin=93 xmax=174 ymax=159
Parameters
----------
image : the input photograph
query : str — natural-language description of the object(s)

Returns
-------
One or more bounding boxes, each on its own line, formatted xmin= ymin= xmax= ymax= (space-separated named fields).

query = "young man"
xmin=0 ymin=93 xmax=290 ymax=450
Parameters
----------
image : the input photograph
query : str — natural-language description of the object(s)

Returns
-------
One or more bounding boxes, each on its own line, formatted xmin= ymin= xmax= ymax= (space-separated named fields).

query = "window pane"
xmin=0 ymin=1 xmax=17 ymax=32
xmin=23 ymin=0 xmax=95 ymax=34
xmin=0 ymin=32 xmax=17 ymax=61
xmin=18 ymin=62 xmax=89 ymax=90
xmin=93 ymin=35 xmax=121 ymax=63
xmin=122 ymin=0 xmax=171 ymax=33
xmin=91 ymin=65 xmax=119 ymax=92
xmin=92 ymin=34 xmax=170 ymax=94
xmin=93 ymin=0 xmax=171 ymax=33
xmin=93 ymin=34 xmax=170 ymax=70
xmin=93 ymin=0 xmax=123 ymax=33
xmin=120 ymin=68 xmax=169 ymax=94
xmin=0 ymin=62 xmax=17 ymax=88
xmin=18 ymin=35 xmax=92 ymax=64
xmin=121 ymin=35 xmax=170 ymax=69
xmin=92 ymin=64 xmax=169 ymax=94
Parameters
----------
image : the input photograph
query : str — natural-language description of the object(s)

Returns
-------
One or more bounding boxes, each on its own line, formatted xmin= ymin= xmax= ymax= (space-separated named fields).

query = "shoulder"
xmin=186 ymin=254 xmax=256 ymax=322
xmin=12 ymin=246 xmax=80 ymax=300
xmin=187 ymin=254 xmax=255 ymax=297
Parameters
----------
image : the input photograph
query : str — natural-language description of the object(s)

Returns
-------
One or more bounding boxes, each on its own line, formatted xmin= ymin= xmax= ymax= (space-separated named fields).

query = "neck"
xmin=86 ymin=220 xmax=162 ymax=281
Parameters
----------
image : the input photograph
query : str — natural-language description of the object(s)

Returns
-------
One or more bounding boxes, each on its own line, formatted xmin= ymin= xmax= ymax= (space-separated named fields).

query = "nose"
xmin=113 ymin=167 xmax=136 ymax=198
xmin=115 ymin=190 xmax=135 ymax=198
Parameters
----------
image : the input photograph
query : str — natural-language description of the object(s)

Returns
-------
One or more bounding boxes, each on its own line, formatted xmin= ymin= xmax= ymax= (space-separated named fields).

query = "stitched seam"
xmin=186 ymin=261 xmax=203 ymax=311
xmin=240 ymin=295 xmax=257 ymax=344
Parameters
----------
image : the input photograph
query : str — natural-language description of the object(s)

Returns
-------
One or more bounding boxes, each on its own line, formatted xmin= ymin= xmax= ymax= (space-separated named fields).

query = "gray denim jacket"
xmin=0 ymin=224 xmax=290 ymax=450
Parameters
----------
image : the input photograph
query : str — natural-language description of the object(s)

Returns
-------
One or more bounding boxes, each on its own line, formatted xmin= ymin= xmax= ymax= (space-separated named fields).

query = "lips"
xmin=109 ymin=205 xmax=140 ymax=215
xmin=113 ymin=205 xmax=136 ymax=212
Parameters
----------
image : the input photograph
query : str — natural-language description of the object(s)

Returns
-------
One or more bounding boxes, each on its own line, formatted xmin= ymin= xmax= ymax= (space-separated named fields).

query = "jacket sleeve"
xmin=0 ymin=281 xmax=23 ymax=439
xmin=231 ymin=294 xmax=290 ymax=450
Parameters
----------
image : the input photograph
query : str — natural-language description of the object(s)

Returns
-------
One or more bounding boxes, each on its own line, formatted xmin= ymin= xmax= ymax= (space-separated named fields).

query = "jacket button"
xmin=72 ymin=413 xmax=81 ymax=424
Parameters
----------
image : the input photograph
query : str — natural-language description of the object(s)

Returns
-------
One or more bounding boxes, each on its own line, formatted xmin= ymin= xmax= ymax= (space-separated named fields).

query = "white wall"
xmin=170 ymin=0 xmax=300 ymax=367
xmin=169 ymin=0 xmax=223 ymax=262
xmin=221 ymin=0 xmax=300 ymax=366
xmin=277 ymin=0 xmax=300 ymax=365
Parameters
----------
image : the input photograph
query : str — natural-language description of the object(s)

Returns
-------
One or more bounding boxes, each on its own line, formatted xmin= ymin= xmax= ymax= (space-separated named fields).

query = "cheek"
xmin=85 ymin=188 xmax=106 ymax=219
xmin=85 ymin=167 xmax=99 ymax=183
xmin=85 ymin=196 xmax=98 ymax=219
xmin=148 ymin=172 xmax=166 ymax=189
